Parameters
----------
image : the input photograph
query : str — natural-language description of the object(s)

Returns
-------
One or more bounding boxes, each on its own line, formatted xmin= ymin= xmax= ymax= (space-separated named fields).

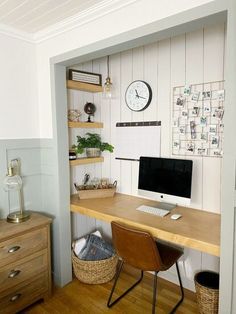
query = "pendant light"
xmin=103 ymin=55 xmax=113 ymax=98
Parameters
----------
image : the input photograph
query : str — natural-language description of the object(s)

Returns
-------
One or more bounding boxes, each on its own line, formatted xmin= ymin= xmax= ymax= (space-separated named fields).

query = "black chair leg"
xmin=169 ymin=262 xmax=184 ymax=314
xmin=152 ymin=271 xmax=158 ymax=314
xmin=107 ymin=260 xmax=144 ymax=308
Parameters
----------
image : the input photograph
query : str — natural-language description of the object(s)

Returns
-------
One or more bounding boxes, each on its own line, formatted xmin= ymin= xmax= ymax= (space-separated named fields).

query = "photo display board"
xmin=172 ymin=81 xmax=225 ymax=157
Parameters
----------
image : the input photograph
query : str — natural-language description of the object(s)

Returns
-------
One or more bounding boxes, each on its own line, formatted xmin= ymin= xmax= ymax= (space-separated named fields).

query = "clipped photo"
xmin=200 ymin=116 xmax=207 ymax=126
xmin=181 ymin=110 xmax=188 ymax=118
xmin=191 ymin=106 xmax=200 ymax=117
xmin=173 ymin=140 xmax=180 ymax=148
xmin=190 ymin=121 xmax=197 ymax=139
xmin=191 ymin=91 xmax=200 ymax=102
xmin=217 ymin=89 xmax=225 ymax=101
xmin=197 ymin=148 xmax=207 ymax=155
xmin=186 ymin=142 xmax=195 ymax=153
xmin=176 ymin=97 xmax=184 ymax=106
xmin=183 ymin=85 xmax=191 ymax=96
xmin=179 ymin=125 xmax=186 ymax=134
xmin=209 ymin=124 xmax=217 ymax=135
xmin=212 ymin=149 xmax=222 ymax=157
xmin=211 ymin=135 xmax=219 ymax=148
xmin=202 ymin=91 xmax=211 ymax=100
xmin=212 ymin=108 xmax=224 ymax=120
xmin=201 ymin=132 xmax=208 ymax=141
xmin=203 ymin=102 xmax=211 ymax=114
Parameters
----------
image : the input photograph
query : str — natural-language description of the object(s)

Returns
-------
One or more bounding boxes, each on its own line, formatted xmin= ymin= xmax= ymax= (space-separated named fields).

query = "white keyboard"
xmin=136 ymin=205 xmax=170 ymax=217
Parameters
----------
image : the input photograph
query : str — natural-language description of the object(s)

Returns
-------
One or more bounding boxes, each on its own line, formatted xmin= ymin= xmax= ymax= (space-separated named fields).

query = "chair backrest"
xmin=111 ymin=221 xmax=163 ymax=271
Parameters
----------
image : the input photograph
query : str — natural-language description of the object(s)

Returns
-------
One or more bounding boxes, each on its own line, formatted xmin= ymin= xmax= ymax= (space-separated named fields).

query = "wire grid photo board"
xmin=172 ymin=81 xmax=225 ymax=157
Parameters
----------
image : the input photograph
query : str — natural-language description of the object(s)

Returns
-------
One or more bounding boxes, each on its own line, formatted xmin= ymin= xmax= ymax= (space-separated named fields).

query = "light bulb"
xmin=103 ymin=77 xmax=113 ymax=99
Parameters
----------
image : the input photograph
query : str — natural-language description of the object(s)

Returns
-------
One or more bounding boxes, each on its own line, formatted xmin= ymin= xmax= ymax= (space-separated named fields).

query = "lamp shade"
xmin=3 ymin=167 xmax=22 ymax=192
xmin=103 ymin=76 xmax=113 ymax=98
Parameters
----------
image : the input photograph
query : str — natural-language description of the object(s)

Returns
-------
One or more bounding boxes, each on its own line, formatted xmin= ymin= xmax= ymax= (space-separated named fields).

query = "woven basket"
xmin=194 ymin=271 xmax=219 ymax=314
xmin=72 ymin=251 xmax=118 ymax=284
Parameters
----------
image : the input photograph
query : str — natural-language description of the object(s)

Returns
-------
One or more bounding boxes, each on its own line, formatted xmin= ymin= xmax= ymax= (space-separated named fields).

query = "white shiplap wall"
xmin=68 ymin=23 xmax=225 ymax=290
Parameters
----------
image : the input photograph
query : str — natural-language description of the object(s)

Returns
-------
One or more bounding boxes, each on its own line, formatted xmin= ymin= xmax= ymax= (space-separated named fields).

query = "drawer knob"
xmin=8 ymin=270 xmax=21 ymax=278
xmin=8 ymin=246 xmax=20 ymax=253
xmin=10 ymin=293 xmax=21 ymax=302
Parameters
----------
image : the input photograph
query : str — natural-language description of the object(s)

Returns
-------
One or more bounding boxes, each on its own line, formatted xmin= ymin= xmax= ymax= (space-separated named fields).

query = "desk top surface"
xmin=70 ymin=193 xmax=220 ymax=257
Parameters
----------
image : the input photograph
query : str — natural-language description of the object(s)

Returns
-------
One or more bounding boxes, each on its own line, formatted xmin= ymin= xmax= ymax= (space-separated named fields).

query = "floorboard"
xmin=22 ymin=268 xmax=198 ymax=314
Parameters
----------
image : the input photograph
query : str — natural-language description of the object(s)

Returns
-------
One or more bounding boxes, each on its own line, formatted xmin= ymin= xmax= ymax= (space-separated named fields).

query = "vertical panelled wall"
xmin=0 ymin=139 xmax=53 ymax=219
xmin=0 ymin=139 xmax=61 ymax=282
xmin=69 ymin=24 xmax=225 ymax=290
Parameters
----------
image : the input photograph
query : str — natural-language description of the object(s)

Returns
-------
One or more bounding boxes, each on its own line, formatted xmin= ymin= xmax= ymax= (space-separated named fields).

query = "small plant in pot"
xmin=72 ymin=133 xmax=114 ymax=158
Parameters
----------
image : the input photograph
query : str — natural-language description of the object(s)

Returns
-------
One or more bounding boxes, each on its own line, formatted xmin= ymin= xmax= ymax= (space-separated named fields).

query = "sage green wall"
xmin=0 ymin=138 xmax=70 ymax=286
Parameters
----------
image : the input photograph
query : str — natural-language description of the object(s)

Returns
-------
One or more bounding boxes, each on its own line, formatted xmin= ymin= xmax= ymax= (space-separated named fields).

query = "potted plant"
xmin=72 ymin=133 xmax=114 ymax=157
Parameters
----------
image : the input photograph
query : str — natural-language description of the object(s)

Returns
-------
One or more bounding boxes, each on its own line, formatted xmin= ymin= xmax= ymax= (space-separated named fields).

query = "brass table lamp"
xmin=3 ymin=159 xmax=30 ymax=223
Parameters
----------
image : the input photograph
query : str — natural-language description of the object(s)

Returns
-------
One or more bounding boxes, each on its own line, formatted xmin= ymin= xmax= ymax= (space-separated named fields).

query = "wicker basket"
xmin=194 ymin=271 xmax=219 ymax=314
xmin=72 ymin=251 xmax=118 ymax=284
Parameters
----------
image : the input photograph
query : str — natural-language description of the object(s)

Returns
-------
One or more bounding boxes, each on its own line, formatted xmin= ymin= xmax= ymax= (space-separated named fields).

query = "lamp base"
xmin=7 ymin=211 xmax=31 ymax=223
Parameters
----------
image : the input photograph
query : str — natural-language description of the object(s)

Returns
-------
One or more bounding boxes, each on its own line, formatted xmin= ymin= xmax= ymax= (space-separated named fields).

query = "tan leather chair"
xmin=107 ymin=221 xmax=184 ymax=314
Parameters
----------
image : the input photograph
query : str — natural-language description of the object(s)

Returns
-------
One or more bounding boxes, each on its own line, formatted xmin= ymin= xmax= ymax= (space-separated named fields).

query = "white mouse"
xmin=170 ymin=214 xmax=182 ymax=220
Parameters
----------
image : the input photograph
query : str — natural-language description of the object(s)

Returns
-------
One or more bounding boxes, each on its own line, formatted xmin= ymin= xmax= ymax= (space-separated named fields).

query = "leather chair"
xmin=107 ymin=221 xmax=184 ymax=314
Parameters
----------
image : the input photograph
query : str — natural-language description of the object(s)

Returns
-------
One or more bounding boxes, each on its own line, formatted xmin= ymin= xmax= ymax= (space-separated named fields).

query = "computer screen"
xmin=138 ymin=156 xmax=193 ymax=206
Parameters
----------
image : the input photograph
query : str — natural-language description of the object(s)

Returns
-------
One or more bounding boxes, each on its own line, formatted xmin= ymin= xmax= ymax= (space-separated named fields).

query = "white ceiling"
xmin=0 ymin=0 xmax=105 ymax=33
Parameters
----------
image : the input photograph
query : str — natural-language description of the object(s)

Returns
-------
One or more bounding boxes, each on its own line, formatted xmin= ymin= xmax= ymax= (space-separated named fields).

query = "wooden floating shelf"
xmin=67 ymin=80 xmax=103 ymax=93
xmin=68 ymin=121 xmax=103 ymax=128
xmin=70 ymin=157 xmax=104 ymax=166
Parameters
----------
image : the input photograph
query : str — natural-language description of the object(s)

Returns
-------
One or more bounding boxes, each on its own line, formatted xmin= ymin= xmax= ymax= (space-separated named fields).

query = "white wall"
xmin=0 ymin=34 xmax=38 ymax=139
xmin=36 ymin=0 xmax=215 ymax=138
xmin=69 ymin=23 xmax=225 ymax=290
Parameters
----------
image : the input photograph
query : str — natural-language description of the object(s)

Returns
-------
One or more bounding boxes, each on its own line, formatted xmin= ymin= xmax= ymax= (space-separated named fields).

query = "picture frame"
xmin=68 ymin=69 xmax=102 ymax=86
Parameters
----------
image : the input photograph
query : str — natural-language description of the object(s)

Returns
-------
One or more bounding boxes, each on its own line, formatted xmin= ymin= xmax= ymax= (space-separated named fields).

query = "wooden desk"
xmin=70 ymin=193 xmax=220 ymax=257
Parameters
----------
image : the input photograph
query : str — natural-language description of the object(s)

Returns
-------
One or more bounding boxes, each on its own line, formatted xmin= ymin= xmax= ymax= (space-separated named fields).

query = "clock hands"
xmin=135 ymin=89 xmax=146 ymax=100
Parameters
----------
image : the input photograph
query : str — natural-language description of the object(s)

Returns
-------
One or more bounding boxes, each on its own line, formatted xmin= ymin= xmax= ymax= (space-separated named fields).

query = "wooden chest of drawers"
xmin=0 ymin=213 xmax=52 ymax=313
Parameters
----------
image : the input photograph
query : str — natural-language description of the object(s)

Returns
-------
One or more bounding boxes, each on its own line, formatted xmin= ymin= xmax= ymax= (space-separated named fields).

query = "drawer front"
xmin=0 ymin=227 xmax=47 ymax=267
xmin=0 ymin=250 xmax=48 ymax=293
xmin=0 ymin=272 xmax=48 ymax=314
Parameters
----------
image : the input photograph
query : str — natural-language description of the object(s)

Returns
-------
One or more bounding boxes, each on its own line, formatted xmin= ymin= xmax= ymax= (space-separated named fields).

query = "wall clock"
xmin=125 ymin=80 xmax=152 ymax=111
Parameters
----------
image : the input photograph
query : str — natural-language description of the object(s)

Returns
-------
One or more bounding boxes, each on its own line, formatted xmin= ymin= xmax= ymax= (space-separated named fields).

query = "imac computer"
xmin=138 ymin=156 xmax=193 ymax=211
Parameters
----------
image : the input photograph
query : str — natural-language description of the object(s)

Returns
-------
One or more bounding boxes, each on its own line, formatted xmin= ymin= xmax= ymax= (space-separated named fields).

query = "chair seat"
xmin=107 ymin=221 xmax=184 ymax=313
xmin=157 ymin=242 xmax=183 ymax=271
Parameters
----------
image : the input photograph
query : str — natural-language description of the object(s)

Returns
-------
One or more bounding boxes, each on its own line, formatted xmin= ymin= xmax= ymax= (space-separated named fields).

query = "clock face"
xmin=125 ymin=80 xmax=152 ymax=111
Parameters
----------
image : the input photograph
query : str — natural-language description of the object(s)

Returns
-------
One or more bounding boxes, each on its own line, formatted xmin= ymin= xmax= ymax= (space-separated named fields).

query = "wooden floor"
xmin=23 ymin=269 xmax=198 ymax=314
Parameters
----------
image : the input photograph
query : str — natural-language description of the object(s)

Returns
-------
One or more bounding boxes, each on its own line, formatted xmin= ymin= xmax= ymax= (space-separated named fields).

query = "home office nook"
xmin=61 ymin=20 xmax=226 ymax=314
xmin=1 ymin=1 xmax=236 ymax=313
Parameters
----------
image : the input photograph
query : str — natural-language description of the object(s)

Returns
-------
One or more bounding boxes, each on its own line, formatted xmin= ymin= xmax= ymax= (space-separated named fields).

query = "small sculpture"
xmin=68 ymin=109 xmax=81 ymax=122
xmin=84 ymin=102 xmax=96 ymax=122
